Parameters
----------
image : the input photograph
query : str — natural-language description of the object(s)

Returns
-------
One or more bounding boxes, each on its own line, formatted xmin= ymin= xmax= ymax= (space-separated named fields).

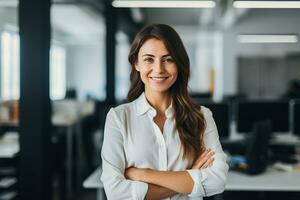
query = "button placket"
xmin=148 ymin=112 xmax=168 ymax=171
xmin=161 ymin=119 xmax=169 ymax=170
xmin=155 ymin=124 xmax=167 ymax=170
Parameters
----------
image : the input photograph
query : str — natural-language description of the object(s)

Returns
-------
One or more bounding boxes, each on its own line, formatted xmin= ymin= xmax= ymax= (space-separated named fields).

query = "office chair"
xmin=245 ymin=120 xmax=272 ymax=175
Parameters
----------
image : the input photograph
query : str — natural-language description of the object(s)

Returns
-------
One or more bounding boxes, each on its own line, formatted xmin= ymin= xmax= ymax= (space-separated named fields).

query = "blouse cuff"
xmin=131 ymin=180 xmax=148 ymax=200
xmin=187 ymin=169 xmax=206 ymax=197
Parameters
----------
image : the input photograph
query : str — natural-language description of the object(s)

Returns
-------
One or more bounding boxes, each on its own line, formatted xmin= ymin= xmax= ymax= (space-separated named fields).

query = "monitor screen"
xmin=200 ymin=102 xmax=230 ymax=139
xmin=236 ymin=100 xmax=290 ymax=133
xmin=292 ymin=100 xmax=300 ymax=136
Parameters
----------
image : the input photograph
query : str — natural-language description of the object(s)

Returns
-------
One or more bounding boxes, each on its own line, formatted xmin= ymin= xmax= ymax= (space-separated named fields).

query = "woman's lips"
xmin=150 ymin=77 xmax=168 ymax=81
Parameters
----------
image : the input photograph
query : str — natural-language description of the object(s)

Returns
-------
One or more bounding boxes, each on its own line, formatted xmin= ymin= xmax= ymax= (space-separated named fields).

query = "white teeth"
xmin=151 ymin=77 xmax=167 ymax=80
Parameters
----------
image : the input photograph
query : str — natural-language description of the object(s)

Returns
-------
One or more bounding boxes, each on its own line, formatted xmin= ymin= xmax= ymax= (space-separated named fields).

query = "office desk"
xmin=47 ymin=100 xmax=95 ymax=199
xmin=53 ymin=114 xmax=83 ymax=200
xmin=83 ymin=167 xmax=300 ymax=200
xmin=0 ymin=116 xmax=82 ymax=200
xmin=226 ymin=168 xmax=300 ymax=191
xmin=83 ymin=167 xmax=105 ymax=200
xmin=0 ymin=132 xmax=19 ymax=158
xmin=0 ymin=100 xmax=95 ymax=200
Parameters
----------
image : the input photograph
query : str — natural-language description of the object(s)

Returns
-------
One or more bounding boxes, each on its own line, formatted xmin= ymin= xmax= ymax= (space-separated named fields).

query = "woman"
xmin=101 ymin=24 xmax=228 ymax=200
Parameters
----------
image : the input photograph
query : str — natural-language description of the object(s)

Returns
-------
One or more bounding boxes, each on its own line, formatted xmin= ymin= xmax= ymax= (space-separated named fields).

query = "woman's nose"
xmin=153 ymin=60 xmax=164 ymax=72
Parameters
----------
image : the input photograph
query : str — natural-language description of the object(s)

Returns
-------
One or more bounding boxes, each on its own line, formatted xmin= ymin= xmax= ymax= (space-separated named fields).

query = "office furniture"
xmin=0 ymin=132 xmax=19 ymax=200
xmin=292 ymin=100 xmax=300 ymax=137
xmin=244 ymin=120 xmax=272 ymax=175
xmin=226 ymin=167 xmax=300 ymax=191
xmin=83 ymin=167 xmax=105 ymax=200
xmin=0 ymin=100 xmax=94 ymax=200
xmin=53 ymin=111 xmax=84 ymax=200
xmin=81 ymin=101 xmax=114 ymax=173
xmin=45 ymin=100 xmax=95 ymax=199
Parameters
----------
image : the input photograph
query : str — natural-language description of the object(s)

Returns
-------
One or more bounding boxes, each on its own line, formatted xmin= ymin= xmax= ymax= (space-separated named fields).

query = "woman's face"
xmin=135 ymin=38 xmax=178 ymax=96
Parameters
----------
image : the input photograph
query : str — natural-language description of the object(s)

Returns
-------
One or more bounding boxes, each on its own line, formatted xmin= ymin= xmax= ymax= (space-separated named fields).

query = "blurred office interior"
xmin=0 ymin=0 xmax=300 ymax=200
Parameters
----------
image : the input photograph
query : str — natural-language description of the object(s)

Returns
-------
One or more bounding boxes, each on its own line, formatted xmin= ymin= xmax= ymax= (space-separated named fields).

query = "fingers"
xmin=192 ymin=149 xmax=215 ymax=169
xmin=200 ymin=156 xmax=214 ymax=169
xmin=193 ymin=149 xmax=210 ymax=168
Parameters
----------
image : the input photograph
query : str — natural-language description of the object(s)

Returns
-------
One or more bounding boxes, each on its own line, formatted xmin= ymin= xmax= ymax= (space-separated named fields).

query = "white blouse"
xmin=101 ymin=93 xmax=228 ymax=200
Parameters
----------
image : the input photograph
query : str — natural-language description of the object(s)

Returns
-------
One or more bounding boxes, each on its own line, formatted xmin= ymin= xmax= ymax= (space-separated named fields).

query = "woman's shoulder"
xmin=107 ymin=101 xmax=136 ymax=120
xmin=199 ymin=105 xmax=212 ymax=116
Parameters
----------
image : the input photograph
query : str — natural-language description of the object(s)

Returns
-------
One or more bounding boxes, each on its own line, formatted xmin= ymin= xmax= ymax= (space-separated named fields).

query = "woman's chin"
xmin=147 ymin=86 xmax=171 ymax=94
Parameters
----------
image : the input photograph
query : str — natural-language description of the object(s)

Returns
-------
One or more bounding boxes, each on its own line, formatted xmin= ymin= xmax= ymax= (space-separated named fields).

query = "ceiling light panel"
xmin=112 ymin=0 xmax=216 ymax=8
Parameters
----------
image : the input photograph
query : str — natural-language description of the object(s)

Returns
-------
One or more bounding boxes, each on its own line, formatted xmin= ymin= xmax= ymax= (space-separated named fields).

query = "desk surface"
xmin=0 ymin=132 xmax=19 ymax=158
xmin=226 ymin=168 xmax=300 ymax=191
xmin=83 ymin=167 xmax=103 ymax=188
xmin=83 ymin=167 xmax=300 ymax=192
xmin=0 ymin=100 xmax=95 ymax=127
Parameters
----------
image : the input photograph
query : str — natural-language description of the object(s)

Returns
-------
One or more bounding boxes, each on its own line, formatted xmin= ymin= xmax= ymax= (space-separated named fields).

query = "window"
xmin=50 ymin=45 xmax=66 ymax=100
xmin=1 ymin=31 xmax=66 ymax=100
xmin=115 ymin=31 xmax=131 ymax=102
xmin=1 ymin=31 xmax=20 ymax=100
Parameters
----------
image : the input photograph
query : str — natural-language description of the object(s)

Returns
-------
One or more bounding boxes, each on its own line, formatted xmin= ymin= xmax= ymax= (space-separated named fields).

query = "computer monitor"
xmin=292 ymin=100 xmax=300 ymax=136
xmin=200 ymin=102 xmax=230 ymax=139
xmin=236 ymin=100 xmax=290 ymax=133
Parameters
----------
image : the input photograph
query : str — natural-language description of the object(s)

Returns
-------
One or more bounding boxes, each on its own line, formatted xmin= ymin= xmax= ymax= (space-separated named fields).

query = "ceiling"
xmin=132 ymin=0 xmax=250 ymax=29
xmin=143 ymin=8 xmax=211 ymax=26
xmin=51 ymin=4 xmax=105 ymax=44
xmin=4 ymin=0 xmax=297 ymax=45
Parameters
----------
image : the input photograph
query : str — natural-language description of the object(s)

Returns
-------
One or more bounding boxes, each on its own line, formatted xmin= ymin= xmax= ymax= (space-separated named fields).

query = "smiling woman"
xmin=135 ymin=38 xmax=178 ymax=95
xmin=101 ymin=24 xmax=228 ymax=200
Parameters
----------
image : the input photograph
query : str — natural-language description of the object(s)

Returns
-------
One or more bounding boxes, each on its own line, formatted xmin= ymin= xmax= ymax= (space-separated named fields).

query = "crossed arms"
xmin=124 ymin=149 xmax=215 ymax=200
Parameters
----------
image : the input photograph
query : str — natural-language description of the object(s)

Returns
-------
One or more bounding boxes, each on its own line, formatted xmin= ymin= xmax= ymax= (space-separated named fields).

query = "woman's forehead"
xmin=139 ymin=38 xmax=170 ymax=56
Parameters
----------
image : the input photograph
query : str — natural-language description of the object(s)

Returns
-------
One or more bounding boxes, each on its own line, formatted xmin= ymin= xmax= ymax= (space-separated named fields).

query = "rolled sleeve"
xmin=187 ymin=169 xmax=206 ymax=197
xmin=187 ymin=107 xmax=229 ymax=197
xmin=101 ymin=108 xmax=148 ymax=200
xmin=132 ymin=181 xmax=149 ymax=199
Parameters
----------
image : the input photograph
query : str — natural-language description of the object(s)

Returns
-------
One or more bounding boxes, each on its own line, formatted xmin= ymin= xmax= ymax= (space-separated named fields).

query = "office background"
xmin=0 ymin=0 xmax=300 ymax=200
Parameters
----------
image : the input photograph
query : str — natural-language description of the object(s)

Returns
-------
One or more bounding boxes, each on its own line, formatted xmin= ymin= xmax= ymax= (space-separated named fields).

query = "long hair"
xmin=127 ymin=24 xmax=206 ymax=165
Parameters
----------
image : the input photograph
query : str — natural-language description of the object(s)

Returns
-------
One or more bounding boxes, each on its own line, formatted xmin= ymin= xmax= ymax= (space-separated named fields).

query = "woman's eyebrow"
xmin=142 ymin=54 xmax=155 ymax=57
xmin=162 ymin=54 xmax=171 ymax=58
xmin=142 ymin=54 xmax=171 ymax=58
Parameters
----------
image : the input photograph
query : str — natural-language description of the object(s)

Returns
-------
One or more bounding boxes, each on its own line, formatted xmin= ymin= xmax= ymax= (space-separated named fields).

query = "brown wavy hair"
xmin=127 ymin=24 xmax=206 ymax=165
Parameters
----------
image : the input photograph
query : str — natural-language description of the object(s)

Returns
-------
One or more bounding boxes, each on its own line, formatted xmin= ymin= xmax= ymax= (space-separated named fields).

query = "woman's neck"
xmin=144 ymin=90 xmax=172 ymax=115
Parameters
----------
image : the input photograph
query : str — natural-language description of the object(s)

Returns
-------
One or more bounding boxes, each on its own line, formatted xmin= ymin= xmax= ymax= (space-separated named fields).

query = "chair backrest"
xmin=246 ymin=119 xmax=272 ymax=175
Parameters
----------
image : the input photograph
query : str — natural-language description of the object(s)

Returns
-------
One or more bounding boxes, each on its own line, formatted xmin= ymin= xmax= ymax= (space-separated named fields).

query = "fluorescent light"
xmin=233 ymin=1 xmax=300 ymax=8
xmin=237 ymin=34 xmax=298 ymax=43
xmin=112 ymin=0 xmax=216 ymax=8
xmin=0 ymin=0 xmax=18 ymax=7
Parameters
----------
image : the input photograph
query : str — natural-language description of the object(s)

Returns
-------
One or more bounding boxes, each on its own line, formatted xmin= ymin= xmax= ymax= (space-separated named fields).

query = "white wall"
xmin=66 ymin=44 xmax=106 ymax=100
xmin=222 ymin=9 xmax=300 ymax=96
xmin=0 ymin=7 xmax=17 ymax=31
xmin=172 ymin=26 xmax=223 ymax=97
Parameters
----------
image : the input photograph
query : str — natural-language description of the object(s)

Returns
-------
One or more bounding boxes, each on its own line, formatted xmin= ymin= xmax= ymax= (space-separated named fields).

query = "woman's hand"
xmin=125 ymin=167 xmax=147 ymax=181
xmin=192 ymin=148 xmax=215 ymax=169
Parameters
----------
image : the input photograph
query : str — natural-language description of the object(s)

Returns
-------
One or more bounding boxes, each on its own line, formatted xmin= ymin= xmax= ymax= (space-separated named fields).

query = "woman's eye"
xmin=163 ymin=58 xmax=173 ymax=63
xmin=144 ymin=58 xmax=153 ymax=63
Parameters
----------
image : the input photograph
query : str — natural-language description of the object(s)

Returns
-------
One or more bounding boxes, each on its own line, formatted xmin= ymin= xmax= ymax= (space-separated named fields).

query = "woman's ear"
xmin=135 ymin=63 xmax=140 ymax=72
